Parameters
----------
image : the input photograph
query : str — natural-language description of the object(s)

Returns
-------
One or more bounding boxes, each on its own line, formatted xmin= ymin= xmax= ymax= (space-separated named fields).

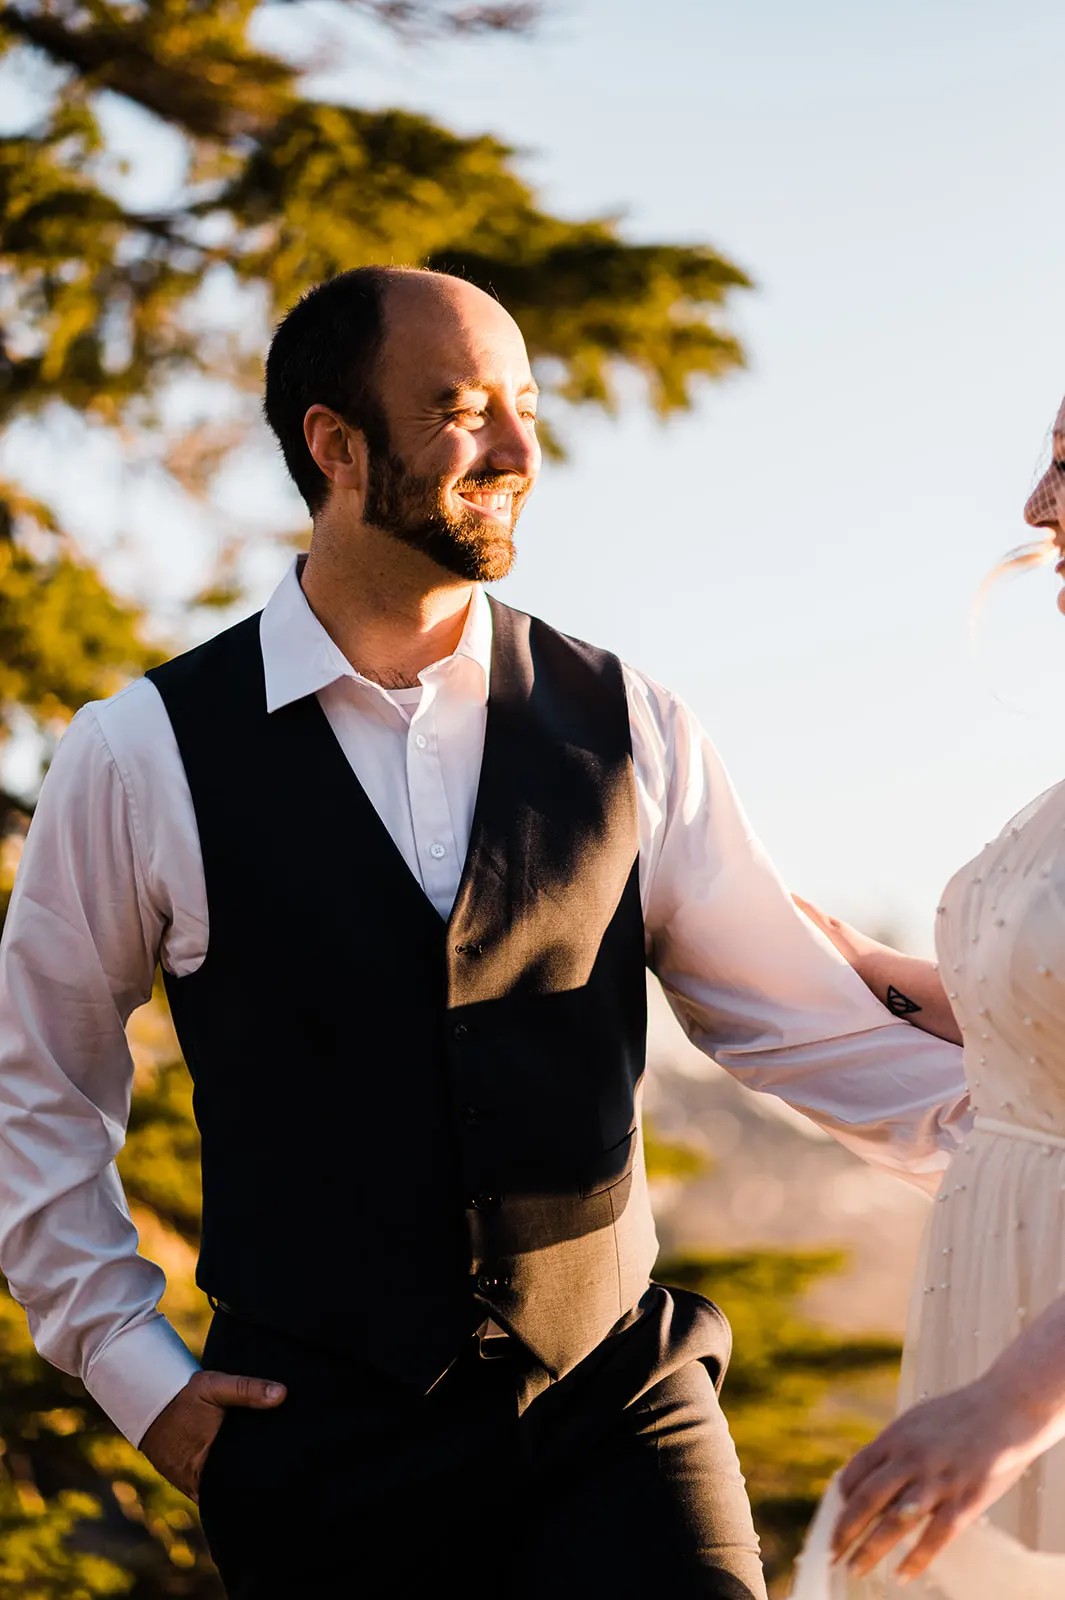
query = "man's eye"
xmin=1054 ymin=458 xmax=1065 ymax=474
xmin=520 ymin=410 xmax=538 ymax=423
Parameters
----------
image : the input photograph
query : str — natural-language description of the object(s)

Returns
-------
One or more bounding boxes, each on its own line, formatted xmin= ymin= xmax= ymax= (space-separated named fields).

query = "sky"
xmin=280 ymin=0 xmax=1065 ymax=948
xmin=11 ymin=0 xmax=1065 ymax=949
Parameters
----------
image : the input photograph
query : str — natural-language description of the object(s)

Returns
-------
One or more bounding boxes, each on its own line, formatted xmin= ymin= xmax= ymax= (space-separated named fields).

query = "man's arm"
xmin=0 ymin=705 xmax=283 ymax=1493
xmin=631 ymin=675 xmax=969 ymax=1193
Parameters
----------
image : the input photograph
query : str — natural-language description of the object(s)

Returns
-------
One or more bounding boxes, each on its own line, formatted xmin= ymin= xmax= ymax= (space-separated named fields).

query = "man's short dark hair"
xmin=263 ymin=266 xmax=421 ymax=516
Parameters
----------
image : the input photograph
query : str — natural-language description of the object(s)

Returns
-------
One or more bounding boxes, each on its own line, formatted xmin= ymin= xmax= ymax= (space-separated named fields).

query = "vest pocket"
xmin=580 ymin=1126 xmax=637 ymax=1197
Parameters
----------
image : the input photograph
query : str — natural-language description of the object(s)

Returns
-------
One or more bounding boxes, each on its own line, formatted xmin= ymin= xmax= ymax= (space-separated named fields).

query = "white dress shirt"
xmin=0 ymin=560 xmax=969 ymax=1448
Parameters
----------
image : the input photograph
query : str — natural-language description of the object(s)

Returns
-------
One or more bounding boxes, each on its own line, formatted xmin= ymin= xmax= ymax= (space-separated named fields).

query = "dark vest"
xmin=148 ymin=598 xmax=657 ymax=1389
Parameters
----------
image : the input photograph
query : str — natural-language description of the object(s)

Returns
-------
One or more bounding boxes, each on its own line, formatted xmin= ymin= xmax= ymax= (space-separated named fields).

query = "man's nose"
xmin=485 ymin=408 xmax=541 ymax=479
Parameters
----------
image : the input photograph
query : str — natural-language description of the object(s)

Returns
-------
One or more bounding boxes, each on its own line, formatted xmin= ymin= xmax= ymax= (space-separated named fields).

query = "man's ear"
xmin=303 ymin=405 xmax=368 ymax=498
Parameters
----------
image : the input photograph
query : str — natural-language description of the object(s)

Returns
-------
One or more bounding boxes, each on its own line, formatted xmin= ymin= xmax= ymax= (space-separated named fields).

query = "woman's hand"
xmin=831 ymin=1378 xmax=1039 ymax=1582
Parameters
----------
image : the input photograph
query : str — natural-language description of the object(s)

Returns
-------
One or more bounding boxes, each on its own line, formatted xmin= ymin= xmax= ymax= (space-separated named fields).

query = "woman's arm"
xmin=793 ymin=897 xmax=963 ymax=1047
xmin=832 ymin=1291 xmax=1065 ymax=1579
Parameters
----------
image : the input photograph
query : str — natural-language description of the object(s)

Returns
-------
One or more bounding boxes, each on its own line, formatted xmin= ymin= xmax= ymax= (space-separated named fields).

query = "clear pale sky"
xmin=12 ymin=0 xmax=1065 ymax=948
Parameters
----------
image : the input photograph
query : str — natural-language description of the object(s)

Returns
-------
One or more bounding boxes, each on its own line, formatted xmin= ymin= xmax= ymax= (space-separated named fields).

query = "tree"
xmin=0 ymin=0 xmax=751 ymax=803
xmin=0 ymin=1 xmax=757 ymax=1590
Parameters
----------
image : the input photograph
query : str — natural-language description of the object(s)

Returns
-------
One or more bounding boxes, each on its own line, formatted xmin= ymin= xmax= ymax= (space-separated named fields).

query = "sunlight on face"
xmin=367 ymin=275 xmax=542 ymax=581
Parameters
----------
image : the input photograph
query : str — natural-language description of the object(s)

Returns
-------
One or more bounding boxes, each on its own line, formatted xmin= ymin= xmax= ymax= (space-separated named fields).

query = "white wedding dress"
xmin=791 ymin=782 xmax=1065 ymax=1597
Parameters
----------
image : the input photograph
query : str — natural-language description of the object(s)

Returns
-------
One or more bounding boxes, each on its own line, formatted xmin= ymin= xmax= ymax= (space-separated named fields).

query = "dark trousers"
xmin=198 ymin=1287 xmax=767 ymax=1598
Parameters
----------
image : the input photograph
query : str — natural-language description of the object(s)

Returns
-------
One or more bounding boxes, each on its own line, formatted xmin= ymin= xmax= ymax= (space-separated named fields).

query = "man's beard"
xmin=363 ymin=449 xmax=530 ymax=582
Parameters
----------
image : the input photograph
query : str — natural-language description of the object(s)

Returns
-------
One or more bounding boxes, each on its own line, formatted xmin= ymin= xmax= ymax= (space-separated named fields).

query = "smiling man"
xmin=0 ymin=266 xmax=970 ymax=1598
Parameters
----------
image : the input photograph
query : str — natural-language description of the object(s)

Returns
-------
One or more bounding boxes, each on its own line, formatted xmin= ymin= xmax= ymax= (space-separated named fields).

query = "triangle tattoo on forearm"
xmin=886 ymin=985 xmax=922 ymax=1017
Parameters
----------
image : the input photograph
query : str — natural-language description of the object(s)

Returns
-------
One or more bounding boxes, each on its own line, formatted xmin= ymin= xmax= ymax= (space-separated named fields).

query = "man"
xmin=0 ymin=267 xmax=968 ymax=1598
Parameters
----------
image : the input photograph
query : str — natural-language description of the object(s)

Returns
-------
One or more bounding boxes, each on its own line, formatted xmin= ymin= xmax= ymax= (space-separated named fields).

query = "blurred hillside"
xmin=642 ymin=976 xmax=927 ymax=1588
xmin=646 ymin=977 xmax=930 ymax=1338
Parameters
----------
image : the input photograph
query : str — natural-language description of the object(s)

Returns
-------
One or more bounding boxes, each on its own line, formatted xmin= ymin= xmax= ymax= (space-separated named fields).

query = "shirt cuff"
xmin=83 ymin=1314 xmax=201 ymax=1447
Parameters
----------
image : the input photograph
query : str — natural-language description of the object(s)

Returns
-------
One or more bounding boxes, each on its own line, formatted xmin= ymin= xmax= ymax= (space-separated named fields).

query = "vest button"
xmin=452 ymin=1022 xmax=469 ymax=1041
xmin=475 ymin=1272 xmax=510 ymax=1294
xmin=462 ymin=1104 xmax=479 ymax=1126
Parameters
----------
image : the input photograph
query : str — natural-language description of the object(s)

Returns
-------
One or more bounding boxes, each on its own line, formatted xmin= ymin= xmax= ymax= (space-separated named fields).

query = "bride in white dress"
xmin=793 ymin=395 xmax=1065 ymax=1597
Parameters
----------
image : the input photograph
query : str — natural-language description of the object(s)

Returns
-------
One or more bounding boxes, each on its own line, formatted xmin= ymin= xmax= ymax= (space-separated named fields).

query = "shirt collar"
xmin=259 ymin=556 xmax=494 ymax=713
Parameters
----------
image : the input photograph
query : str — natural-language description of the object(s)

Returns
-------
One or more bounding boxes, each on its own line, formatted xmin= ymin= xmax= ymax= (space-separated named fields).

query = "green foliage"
xmin=0 ymin=1035 xmax=221 ymax=1595
xmin=0 ymin=483 xmax=161 ymax=744
xmin=0 ymin=1482 xmax=131 ymax=1600
xmin=0 ymin=0 xmax=750 ymax=757
xmin=658 ymin=1248 xmax=901 ymax=1592
xmin=644 ymin=1118 xmax=710 ymax=1181
xmin=0 ymin=2 xmax=753 ymax=1589
xmin=223 ymin=101 xmax=747 ymax=413
xmin=121 ymin=1060 xmax=204 ymax=1245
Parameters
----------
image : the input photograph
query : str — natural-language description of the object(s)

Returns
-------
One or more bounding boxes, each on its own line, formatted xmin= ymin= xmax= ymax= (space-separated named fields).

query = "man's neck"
xmin=299 ymin=526 xmax=475 ymax=690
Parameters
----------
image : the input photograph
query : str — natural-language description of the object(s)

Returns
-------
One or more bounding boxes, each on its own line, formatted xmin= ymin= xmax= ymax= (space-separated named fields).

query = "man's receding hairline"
xmin=377 ymin=266 xmax=507 ymax=319
xmin=374 ymin=270 xmax=524 ymax=387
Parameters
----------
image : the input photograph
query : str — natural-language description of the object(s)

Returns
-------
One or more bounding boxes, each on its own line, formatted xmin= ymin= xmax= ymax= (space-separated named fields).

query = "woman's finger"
xmin=847 ymin=1497 xmax=932 ymax=1579
xmin=839 ymin=1437 xmax=891 ymax=1498
xmin=833 ymin=1463 xmax=920 ymax=1558
xmin=895 ymin=1494 xmax=984 ymax=1582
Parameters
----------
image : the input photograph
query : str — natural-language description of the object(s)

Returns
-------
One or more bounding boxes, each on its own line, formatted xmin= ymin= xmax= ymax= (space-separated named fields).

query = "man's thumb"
xmin=197 ymin=1370 xmax=287 ymax=1409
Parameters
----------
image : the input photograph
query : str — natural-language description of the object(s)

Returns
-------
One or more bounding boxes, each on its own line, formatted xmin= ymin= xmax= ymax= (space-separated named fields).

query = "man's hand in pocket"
xmin=140 ymin=1370 xmax=287 ymax=1501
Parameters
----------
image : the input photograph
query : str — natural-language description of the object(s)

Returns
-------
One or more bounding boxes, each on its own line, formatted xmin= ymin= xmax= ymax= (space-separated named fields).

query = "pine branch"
xmin=268 ymin=0 xmax=543 ymax=34
xmin=0 ymin=1 xmax=542 ymax=142
xmin=0 ymin=3 xmax=294 ymax=139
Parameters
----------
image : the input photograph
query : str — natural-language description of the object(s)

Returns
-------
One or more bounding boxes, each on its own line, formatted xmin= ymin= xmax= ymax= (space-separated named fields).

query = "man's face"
xmin=361 ymin=278 xmax=542 ymax=582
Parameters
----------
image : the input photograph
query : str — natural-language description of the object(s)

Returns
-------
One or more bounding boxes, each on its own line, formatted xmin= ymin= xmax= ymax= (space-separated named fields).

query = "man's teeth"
xmin=462 ymin=492 xmax=511 ymax=510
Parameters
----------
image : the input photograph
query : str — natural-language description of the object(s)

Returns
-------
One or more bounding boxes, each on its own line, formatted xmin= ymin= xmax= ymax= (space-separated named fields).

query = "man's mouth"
xmin=456 ymin=489 xmax=515 ymax=522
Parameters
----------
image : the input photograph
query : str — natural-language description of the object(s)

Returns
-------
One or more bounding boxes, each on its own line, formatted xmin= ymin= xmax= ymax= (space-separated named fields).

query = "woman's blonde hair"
xmin=971 ymin=538 xmax=1056 ymax=628
xmin=972 ymin=420 xmax=1061 ymax=623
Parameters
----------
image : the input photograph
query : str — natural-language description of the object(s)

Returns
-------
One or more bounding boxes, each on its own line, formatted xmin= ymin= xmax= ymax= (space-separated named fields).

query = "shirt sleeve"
xmin=631 ymin=672 xmax=971 ymax=1194
xmin=0 ymin=705 xmax=200 ymax=1445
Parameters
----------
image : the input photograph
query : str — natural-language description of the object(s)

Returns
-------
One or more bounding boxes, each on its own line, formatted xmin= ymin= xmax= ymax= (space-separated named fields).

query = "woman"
xmin=799 ymin=395 xmax=1065 ymax=1590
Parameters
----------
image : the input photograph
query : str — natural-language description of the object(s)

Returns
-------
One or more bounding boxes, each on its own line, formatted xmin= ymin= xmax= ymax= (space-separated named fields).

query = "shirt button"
xmin=453 ymin=1023 xmax=470 ymax=1042
xmin=415 ymin=733 xmax=428 ymax=749
xmin=429 ymin=842 xmax=447 ymax=859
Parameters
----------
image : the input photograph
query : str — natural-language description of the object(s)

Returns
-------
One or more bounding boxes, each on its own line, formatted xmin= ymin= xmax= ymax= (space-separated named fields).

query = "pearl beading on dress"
xmin=903 ymin=781 xmax=1065 ymax=1562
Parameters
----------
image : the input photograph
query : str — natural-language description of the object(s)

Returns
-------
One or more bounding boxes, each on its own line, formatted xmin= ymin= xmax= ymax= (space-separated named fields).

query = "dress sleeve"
xmin=0 ymin=706 xmax=199 ymax=1444
xmin=631 ymin=672 xmax=971 ymax=1194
